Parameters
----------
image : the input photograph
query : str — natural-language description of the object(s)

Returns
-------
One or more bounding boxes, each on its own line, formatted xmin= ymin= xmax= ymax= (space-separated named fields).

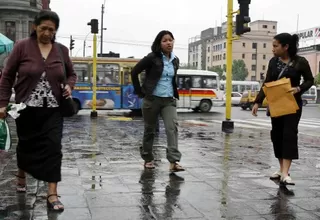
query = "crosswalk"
xmin=184 ymin=118 xmax=320 ymax=137
xmin=210 ymin=118 xmax=320 ymax=129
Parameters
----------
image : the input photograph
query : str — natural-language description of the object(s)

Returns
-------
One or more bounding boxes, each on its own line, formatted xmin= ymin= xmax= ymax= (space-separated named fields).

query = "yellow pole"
xmin=222 ymin=0 xmax=234 ymax=133
xmin=225 ymin=0 xmax=233 ymax=120
xmin=91 ymin=33 xmax=98 ymax=117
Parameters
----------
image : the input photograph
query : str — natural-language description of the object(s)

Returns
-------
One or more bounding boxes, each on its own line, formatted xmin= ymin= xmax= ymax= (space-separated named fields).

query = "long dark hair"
xmin=274 ymin=33 xmax=299 ymax=58
xmin=151 ymin=30 xmax=174 ymax=54
xmin=30 ymin=10 xmax=60 ymax=42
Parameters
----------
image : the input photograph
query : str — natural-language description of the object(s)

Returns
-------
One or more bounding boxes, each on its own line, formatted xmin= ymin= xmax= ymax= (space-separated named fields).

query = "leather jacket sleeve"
xmin=130 ymin=55 xmax=152 ymax=97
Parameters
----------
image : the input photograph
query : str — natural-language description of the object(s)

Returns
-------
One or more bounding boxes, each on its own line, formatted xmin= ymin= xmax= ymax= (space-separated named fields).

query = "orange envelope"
xmin=262 ymin=78 xmax=299 ymax=117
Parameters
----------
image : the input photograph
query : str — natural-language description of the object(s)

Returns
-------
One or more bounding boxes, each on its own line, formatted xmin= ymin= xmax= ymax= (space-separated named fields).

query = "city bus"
xmin=177 ymin=69 xmax=222 ymax=112
xmin=70 ymin=57 xmax=141 ymax=112
xmin=70 ymin=57 xmax=222 ymax=113
xmin=220 ymin=80 xmax=260 ymax=94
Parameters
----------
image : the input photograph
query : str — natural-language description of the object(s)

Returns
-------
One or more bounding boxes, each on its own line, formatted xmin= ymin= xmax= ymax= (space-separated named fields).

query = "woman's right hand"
xmin=0 ymin=107 xmax=6 ymax=119
xmin=251 ymin=103 xmax=259 ymax=117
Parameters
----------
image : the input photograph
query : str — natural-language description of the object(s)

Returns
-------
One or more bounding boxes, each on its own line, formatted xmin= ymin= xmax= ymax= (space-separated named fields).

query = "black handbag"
xmin=57 ymin=44 xmax=77 ymax=117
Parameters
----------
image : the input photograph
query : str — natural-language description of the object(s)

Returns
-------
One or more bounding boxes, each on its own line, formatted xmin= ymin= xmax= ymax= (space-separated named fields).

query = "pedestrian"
xmin=252 ymin=33 xmax=314 ymax=185
xmin=0 ymin=10 xmax=77 ymax=211
xmin=131 ymin=30 xmax=184 ymax=172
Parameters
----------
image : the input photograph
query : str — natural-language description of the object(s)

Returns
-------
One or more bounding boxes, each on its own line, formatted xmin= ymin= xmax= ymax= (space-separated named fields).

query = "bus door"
xmin=177 ymin=75 xmax=192 ymax=108
xmin=89 ymin=63 xmax=121 ymax=109
xmin=120 ymin=66 xmax=141 ymax=109
xmin=71 ymin=62 xmax=91 ymax=109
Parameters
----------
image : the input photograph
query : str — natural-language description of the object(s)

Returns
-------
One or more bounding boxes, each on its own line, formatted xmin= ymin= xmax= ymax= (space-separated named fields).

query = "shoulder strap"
xmin=277 ymin=60 xmax=292 ymax=80
xmin=56 ymin=43 xmax=67 ymax=83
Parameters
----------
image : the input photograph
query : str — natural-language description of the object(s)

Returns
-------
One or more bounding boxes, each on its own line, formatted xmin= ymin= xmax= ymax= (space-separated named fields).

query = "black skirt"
xmin=270 ymin=109 xmax=302 ymax=160
xmin=15 ymin=106 xmax=63 ymax=182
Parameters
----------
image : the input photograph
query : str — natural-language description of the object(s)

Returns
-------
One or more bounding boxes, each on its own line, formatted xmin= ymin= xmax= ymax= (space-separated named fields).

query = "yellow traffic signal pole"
xmin=222 ymin=0 xmax=239 ymax=133
xmin=90 ymin=33 xmax=98 ymax=118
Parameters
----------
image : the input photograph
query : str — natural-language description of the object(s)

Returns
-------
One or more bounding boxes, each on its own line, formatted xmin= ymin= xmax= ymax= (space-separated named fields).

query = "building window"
xmin=223 ymin=64 xmax=226 ymax=70
xmin=263 ymin=43 xmax=266 ymax=48
xmin=252 ymin=54 xmax=257 ymax=60
xmin=207 ymin=57 xmax=210 ymax=62
xmin=262 ymin=65 xmax=266 ymax=70
xmin=263 ymin=54 xmax=266 ymax=59
xmin=242 ymin=43 xmax=246 ymax=47
xmin=273 ymin=25 xmax=276 ymax=29
xmin=251 ymin=65 xmax=256 ymax=71
xmin=5 ymin=21 xmax=16 ymax=42
xmin=224 ymin=42 xmax=226 ymax=48
xmin=219 ymin=54 xmax=222 ymax=60
xmin=263 ymin=25 xmax=268 ymax=28
xmin=30 ymin=0 xmax=37 ymax=7
xmin=223 ymin=53 xmax=226 ymax=60
xmin=208 ymin=47 xmax=210 ymax=52
xmin=252 ymin=43 xmax=257 ymax=49
xmin=242 ymin=54 xmax=245 ymax=59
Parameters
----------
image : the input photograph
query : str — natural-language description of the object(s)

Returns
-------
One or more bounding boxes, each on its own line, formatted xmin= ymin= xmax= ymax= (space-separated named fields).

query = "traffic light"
xmin=236 ymin=0 xmax=251 ymax=35
xmin=87 ymin=19 xmax=99 ymax=34
xmin=70 ymin=35 xmax=75 ymax=51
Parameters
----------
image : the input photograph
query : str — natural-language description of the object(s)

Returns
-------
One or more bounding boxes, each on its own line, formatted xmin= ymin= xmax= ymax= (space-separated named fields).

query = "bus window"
xmin=96 ymin=63 xmax=120 ymax=84
xmin=245 ymin=85 xmax=251 ymax=91
xmin=240 ymin=85 xmax=246 ymax=93
xmin=232 ymin=85 xmax=238 ymax=92
xmin=310 ymin=88 xmax=316 ymax=95
xmin=178 ymin=76 xmax=184 ymax=89
xmin=123 ymin=67 xmax=131 ymax=85
xmin=192 ymin=76 xmax=202 ymax=88
xmin=202 ymin=76 xmax=218 ymax=89
xmin=178 ymin=76 xmax=191 ymax=89
xmin=73 ymin=63 xmax=89 ymax=83
xmin=253 ymin=85 xmax=260 ymax=91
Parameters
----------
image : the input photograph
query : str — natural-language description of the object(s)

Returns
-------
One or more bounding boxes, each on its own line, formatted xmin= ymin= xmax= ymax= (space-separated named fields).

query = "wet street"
xmin=1 ymin=107 xmax=320 ymax=220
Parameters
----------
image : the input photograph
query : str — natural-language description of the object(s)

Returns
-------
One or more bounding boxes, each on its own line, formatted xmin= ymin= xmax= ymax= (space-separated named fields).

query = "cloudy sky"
xmin=51 ymin=0 xmax=319 ymax=63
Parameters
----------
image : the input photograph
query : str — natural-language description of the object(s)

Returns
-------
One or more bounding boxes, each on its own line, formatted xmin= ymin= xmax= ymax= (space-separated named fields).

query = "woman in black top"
xmin=252 ymin=33 xmax=314 ymax=185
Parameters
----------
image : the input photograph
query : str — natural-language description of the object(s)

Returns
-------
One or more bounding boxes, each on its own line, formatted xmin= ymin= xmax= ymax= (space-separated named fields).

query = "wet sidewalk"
xmin=0 ymin=115 xmax=320 ymax=220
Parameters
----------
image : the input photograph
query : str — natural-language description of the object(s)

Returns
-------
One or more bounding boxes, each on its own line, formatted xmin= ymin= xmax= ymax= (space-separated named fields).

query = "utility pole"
xmin=255 ymin=43 xmax=257 ymax=80
xmin=83 ymin=40 xmax=86 ymax=57
xmin=100 ymin=4 xmax=104 ymax=56
xmin=222 ymin=0 xmax=251 ymax=133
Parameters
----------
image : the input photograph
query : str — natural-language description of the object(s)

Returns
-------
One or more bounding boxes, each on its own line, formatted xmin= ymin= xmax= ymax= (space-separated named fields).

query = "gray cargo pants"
xmin=141 ymin=96 xmax=182 ymax=163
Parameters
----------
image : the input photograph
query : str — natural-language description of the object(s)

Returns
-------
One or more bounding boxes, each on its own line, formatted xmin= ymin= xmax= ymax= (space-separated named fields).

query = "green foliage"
xmin=232 ymin=60 xmax=249 ymax=81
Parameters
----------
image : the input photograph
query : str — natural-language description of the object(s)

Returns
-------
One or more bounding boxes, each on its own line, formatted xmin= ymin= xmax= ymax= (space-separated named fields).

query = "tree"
xmin=314 ymin=73 xmax=320 ymax=86
xmin=232 ymin=59 xmax=248 ymax=81
xmin=208 ymin=66 xmax=225 ymax=80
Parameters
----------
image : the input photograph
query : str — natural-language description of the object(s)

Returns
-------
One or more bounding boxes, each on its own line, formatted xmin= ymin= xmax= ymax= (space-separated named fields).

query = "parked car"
xmin=239 ymin=90 xmax=268 ymax=110
xmin=223 ymin=92 xmax=242 ymax=106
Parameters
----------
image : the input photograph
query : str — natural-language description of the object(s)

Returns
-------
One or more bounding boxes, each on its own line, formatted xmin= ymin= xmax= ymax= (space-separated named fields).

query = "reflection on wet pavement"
xmin=0 ymin=115 xmax=320 ymax=219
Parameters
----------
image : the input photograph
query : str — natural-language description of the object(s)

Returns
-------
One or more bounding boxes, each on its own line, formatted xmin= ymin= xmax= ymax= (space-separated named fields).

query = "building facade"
xmin=0 ymin=0 xmax=45 ymax=43
xmin=188 ymin=20 xmax=278 ymax=81
xmin=298 ymin=45 xmax=320 ymax=76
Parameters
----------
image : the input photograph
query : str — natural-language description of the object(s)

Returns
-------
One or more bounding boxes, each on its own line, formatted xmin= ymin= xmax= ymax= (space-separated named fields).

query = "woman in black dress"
xmin=252 ymin=33 xmax=314 ymax=185
xmin=0 ymin=10 xmax=76 ymax=211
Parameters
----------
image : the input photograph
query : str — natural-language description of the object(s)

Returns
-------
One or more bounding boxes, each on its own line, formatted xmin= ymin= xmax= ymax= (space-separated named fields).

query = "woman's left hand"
xmin=288 ymin=87 xmax=300 ymax=94
xmin=63 ymin=84 xmax=72 ymax=97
